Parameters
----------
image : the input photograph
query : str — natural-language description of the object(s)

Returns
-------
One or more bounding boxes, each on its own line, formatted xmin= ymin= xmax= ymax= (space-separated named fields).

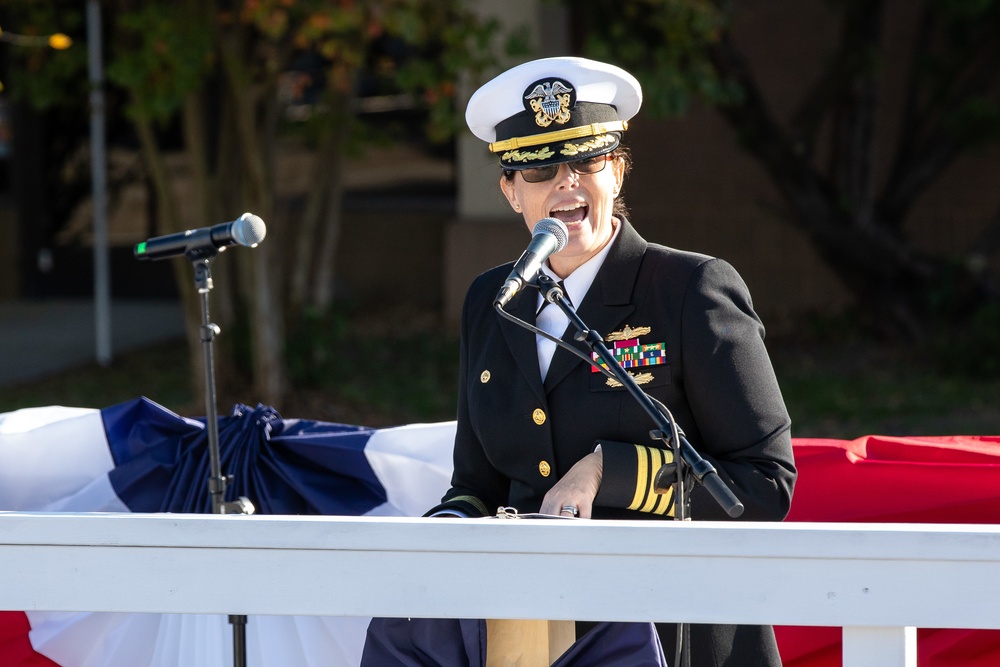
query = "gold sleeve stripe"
xmin=640 ymin=447 xmax=664 ymax=513
xmin=653 ymin=446 xmax=675 ymax=515
xmin=627 ymin=444 xmax=650 ymax=511
xmin=489 ymin=121 xmax=629 ymax=152
xmin=652 ymin=486 xmax=674 ymax=516
xmin=622 ymin=444 xmax=675 ymax=516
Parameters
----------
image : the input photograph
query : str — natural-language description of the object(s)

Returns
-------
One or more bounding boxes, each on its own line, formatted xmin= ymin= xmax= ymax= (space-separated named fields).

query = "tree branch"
xmin=879 ymin=10 xmax=1000 ymax=228
xmin=789 ymin=0 xmax=883 ymax=163
xmin=886 ymin=3 xmax=934 ymax=171
xmin=707 ymin=33 xmax=838 ymax=233
xmin=708 ymin=28 xmax=940 ymax=338
xmin=827 ymin=0 xmax=882 ymax=226
xmin=877 ymin=131 xmax=961 ymax=228
xmin=969 ymin=208 xmax=1000 ymax=267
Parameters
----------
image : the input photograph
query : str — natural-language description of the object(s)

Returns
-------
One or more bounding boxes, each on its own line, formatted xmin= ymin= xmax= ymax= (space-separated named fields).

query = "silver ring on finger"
xmin=560 ymin=505 xmax=579 ymax=517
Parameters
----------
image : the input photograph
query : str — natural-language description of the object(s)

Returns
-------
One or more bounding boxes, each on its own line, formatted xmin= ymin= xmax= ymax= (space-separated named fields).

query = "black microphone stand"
xmin=189 ymin=251 xmax=255 ymax=667
xmin=531 ymin=273 xmax=744 ymax=519
xmin=499 ymin=273 xmax=745 ymax=667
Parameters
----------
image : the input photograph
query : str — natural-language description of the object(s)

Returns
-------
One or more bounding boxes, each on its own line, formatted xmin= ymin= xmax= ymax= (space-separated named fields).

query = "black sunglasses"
xmin=519 ymin=154 xmax=612 ymax=183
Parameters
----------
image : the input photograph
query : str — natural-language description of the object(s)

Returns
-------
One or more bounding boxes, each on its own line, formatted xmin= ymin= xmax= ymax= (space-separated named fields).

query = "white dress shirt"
xmin=535 ymin=220 xmax=621 ymax=380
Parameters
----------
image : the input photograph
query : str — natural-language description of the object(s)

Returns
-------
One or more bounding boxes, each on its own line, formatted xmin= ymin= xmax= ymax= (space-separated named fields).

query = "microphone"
xmin=133 ymin=212 xmax=266 ymax=261
xmin=494 ymin=217 xmax=569 ymax=307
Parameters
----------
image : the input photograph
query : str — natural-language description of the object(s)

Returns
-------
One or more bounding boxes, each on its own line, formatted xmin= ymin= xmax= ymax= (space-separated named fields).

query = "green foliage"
xmin=947 ymin=95 xmax=1000 ymax=147
xmin=771 ymin=330 xmax=1000 ymax=437
xmin=931 ymin=302 xmax=1000 ymax=378
xmin=575 ymin=0 xmax=1000 ymax=147
xmin=286 ymin=305 xmax=459 ymax=424
xmin=7 ymin=0 xmax=505 ymax=141
xmin=105 ymin=5 xmax=214 ymax=123
xmin=0 ymin=342 xmax=194 ymax=413
xmin=3 ymin=331 xmax=997 ymax=435
xmin=286 ymin=306 xmax=353 ymax=386
xmin=575 ymin=0 xmax=740 ymax=116
xmin=503 ymin=24 xmax=533 ymax=62
xmin=7 ymin=0 xmax=508 ymax=404
xmin=370 ymin=4 xmax=509 ymax=144
xmin=1 ymin=2 xmax=87 ymax=109
xmin=771 ymin=299 xmax=1000 ymax=436
xmin=914 ymin=1 xmax=1000 ymax=149
xmin=931 ymin=0 xmax=1000 ymax=22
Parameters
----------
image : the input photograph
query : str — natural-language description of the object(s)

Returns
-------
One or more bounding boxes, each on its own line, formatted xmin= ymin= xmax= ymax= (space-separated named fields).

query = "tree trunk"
xmin=218 ymin=29 xmax=288 ymax=406
xmin=132 ymin=108 xmax=208 ymax=402
xmin=310 ymin=99 xmax=354 ymax=313
xmin=707 ymin=31 xmax=948 ymax=339
xmin=288 ymin=115 xmax=349 ymax=318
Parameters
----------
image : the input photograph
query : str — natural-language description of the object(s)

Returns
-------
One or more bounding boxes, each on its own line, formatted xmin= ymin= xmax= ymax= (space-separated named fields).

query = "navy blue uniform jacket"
xmin=428 ymin=219 xmax=796 ymax=667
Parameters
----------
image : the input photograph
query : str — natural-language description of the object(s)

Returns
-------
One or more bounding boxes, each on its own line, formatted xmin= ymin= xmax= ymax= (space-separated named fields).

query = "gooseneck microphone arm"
xmin=496 ymin=273 xmax=744 ymax=519
xmin=496 ymin=274 xmax=738 ymax=667
xmin=541 ymin=274 xmax=743 ymax=518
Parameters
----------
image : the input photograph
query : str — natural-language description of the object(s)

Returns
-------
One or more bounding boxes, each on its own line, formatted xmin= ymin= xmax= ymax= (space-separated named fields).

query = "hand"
xmin=540 ymin=450 xmax=603 ymax=519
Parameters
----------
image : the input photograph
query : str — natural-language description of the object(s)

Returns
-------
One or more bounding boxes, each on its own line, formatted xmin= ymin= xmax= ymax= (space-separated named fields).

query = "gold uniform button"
xmin=538 ymin=461 xmax=551 ymax=477
xmin=532 ymin=408 xmax=546 ymax=425
xmin=480 ymin=370 xmax=491 ymax=383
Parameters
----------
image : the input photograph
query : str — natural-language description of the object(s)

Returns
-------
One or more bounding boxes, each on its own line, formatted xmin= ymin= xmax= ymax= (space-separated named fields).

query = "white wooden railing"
xmin=3 ymin=512 xmax=1000 ymax=666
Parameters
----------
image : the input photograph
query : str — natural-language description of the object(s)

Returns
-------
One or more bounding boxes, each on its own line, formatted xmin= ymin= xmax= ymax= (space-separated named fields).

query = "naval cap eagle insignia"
xmin=523 ymin=78 xmax=574 ymax=128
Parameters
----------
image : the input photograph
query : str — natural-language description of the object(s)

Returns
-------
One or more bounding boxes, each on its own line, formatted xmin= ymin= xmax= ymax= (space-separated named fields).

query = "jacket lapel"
xmin=497 ymin=284 xmax=547 ymax=404
xmin=542 ymin=219 xmax=648 ymax=393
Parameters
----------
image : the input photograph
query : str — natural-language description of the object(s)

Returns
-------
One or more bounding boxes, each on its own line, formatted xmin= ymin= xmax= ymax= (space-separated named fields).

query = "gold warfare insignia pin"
xmin=606 ymin=372 xmax=654 ymax=388
xmin=606 ymin=324 xmax=652 ymax=342
xmin=592 ymin=325 xmax=666 ymax=384
xmin=523 ymin=78 xmax=574 ymax=128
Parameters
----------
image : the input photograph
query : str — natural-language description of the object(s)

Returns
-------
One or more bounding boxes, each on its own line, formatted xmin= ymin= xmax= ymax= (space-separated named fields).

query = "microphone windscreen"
xmin=533 ymin=217 xmax=568 ymax=252
xmin=233 ymin=213 xmax=267 ymax=247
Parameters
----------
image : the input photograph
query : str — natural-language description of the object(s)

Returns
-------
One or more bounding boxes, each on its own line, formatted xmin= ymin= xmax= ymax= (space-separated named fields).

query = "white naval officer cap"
xmin=465 ymin=56 xmax=642 ymax=170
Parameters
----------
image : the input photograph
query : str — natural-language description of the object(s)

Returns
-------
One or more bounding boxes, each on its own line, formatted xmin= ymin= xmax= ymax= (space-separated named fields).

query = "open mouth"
xmin=550 ymin=203 xmax=588 ymax=224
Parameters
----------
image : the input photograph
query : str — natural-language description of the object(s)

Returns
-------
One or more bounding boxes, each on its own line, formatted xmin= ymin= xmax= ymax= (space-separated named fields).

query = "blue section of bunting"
xmin=97 ymin=398 xmax=669 ymax=664
xmin=101 ymin=397 xmax=385 ymax=515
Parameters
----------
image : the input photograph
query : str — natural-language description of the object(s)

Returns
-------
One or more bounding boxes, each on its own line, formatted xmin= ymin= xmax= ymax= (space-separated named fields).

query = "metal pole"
xmin=192 ymin=256 xmax=252 ymax=667
xmin=195 ymin=259 xmax=225 ymax=515
xmin=87 ymin=0 xmax=112 ymax=365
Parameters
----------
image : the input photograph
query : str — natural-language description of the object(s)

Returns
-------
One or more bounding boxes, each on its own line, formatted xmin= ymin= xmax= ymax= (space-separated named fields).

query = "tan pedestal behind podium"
xmin=486 ymin=619 xmax=575 ymax=666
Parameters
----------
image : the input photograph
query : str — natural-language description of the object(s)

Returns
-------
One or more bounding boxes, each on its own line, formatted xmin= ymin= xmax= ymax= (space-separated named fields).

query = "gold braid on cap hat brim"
xmin=488 ymin=121 xmax=628 ymax=153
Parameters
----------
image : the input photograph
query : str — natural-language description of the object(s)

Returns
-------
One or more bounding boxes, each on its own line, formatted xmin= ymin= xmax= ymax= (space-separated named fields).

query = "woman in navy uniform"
xmin=426 ymin=57 xmax=797 ymax=667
